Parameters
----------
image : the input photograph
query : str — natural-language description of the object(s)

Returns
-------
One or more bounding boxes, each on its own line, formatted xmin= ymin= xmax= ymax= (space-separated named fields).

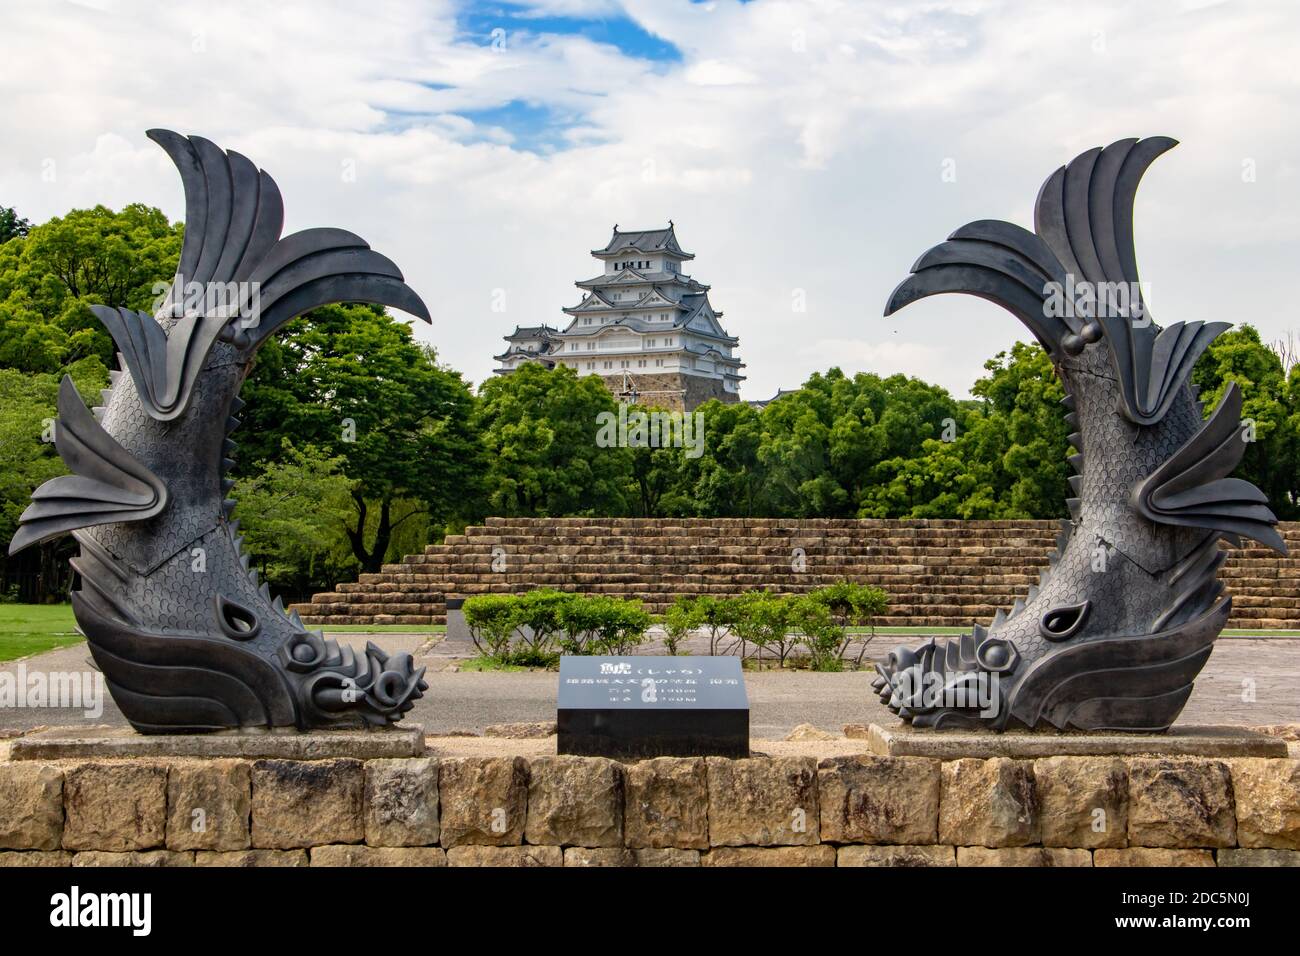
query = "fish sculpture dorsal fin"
xmin=98 ymin=130 xmax=432 ymax=424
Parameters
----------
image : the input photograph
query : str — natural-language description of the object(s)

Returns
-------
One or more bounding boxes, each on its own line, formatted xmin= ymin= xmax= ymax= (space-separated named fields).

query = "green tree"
xmin=230 ymin=441 xmax=357 ymax=596
xmin=863 ymin=343 xmax=1068 ymax=519
xmin=0 ymin=204 xmax=181 ymax=372
xmin=474 ymin=362 xmax=632 ymax=516
xmin=239 ymin=304 xmax=483 ymax=572
xmin=0 ymin=206 xmax=31 ymax=245
xmin=673 ymin=399 xmax=768 ymax=516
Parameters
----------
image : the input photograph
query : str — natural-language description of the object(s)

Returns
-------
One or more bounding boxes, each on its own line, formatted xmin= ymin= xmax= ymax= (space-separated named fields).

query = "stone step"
xmin=291 ymin=518 xmax=1300 ymax=627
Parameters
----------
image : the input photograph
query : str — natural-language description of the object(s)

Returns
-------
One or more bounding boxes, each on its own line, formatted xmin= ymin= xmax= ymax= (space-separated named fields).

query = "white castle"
xmin=493 ymin=224 xmax=744 ymax=411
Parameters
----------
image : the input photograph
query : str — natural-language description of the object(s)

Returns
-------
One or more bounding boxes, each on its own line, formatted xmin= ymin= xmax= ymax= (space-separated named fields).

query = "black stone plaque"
xmin=557 ymin=656 xmax=749 ymax=759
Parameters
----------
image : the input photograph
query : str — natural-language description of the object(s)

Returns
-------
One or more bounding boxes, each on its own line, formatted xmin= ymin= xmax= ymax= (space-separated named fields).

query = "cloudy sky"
xmin=1 ymin=0 xmax=1297 ymax=399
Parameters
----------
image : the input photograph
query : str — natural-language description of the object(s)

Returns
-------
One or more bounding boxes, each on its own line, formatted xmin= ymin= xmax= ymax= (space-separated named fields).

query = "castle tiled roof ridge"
xmin=575 ymin=269 xmax=709 ymax=292
xmin=504 ymin=324 xmax=559 ymax=338
xmin=592 ymin=222 xmax=694 ymax=259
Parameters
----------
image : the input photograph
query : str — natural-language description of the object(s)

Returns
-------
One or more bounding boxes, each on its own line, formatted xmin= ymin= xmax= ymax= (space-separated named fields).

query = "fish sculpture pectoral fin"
xmin=1132 ymin=382 xmax=1287 ymax=553
xmin=8 ymin=376 xmax=167 ymax=555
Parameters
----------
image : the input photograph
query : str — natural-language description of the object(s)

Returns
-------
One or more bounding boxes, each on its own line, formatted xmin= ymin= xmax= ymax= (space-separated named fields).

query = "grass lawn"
xmin=0 ymin=604 xmax=83 ymax=662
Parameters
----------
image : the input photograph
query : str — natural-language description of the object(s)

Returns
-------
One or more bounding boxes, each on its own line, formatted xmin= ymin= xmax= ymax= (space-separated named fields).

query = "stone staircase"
xmin=290 ymin=518 xmax=1300 ymax=629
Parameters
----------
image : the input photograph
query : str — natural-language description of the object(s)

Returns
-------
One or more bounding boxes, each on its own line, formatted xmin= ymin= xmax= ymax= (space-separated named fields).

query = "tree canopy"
xmin=2 ymin=200 xmax=1298 ymax=601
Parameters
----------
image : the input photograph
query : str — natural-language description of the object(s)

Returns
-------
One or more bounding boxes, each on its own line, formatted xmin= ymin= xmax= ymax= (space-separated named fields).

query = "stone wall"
xmin=3 ymin=745 xmax=1297 ymax=867
xmin=594 ymin=371 xmax=737 ymax=412
xmin=292 ymin=518 xmax=1300 ymax=629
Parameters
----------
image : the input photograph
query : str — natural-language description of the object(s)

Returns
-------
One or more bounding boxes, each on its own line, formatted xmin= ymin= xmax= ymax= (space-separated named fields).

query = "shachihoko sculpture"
xmin=873 ymin=136 xmax=1286 ymax=732
xmin=8 ymin=130 xmax=431 ymax=731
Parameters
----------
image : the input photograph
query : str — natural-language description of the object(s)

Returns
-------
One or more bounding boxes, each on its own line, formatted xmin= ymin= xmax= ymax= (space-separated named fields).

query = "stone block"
xmin=633 ymin=848 xmax=700 ymax=867
xmin=439 ymin=757 xmax=528 ymax=846
xmin=0 ymin=763 xmax=63 ymax=850
xmin=624 ymin=757 xmax=708 ymax=849
xmin=1229 ymin=758 xmax=1300 ymax=850
xmin=71 ymin=850 xmax=193 ymax=867
xmin=706 ymin=757 xmax=818 ymax=847
xmin=0 ymin=851 xmax=73 ymax=867
xmin=446 ymin=845 xmax=563 ymax=867
xmin=818 ymin=755 xmax=940 ymax=845
xmin=701 ymin=846 xmax=835 ymax=867
xmin=1095 ymin=847 xmax=1216 ymax=867
xmin=939 ymin=758 xmax=1038 ymax=847
xmin=1217 ymin=848 xmax=1300 ymax=866
xmin=365 ymin=757 xmax=439 ymax=847
xmin=166 ymin=759 xmax=250 ymax=851
xmin=63 ymin=763 xmax=167 ymax=851
xmin=525 ymin=756 xmax=622 ymax=847
xmin=1034 ymin=756 xmax=1128 ymax=848
xmin=311 ymin=845 xmax=446 ymax=867
xmin=251 ymin=759 xmax=364 ymax=849
xmin=956 ymin=846 xmax=1091 ymax=866
xmin=1127 ymin=759 xmax=1235 ymax=848
xmin=563 ymin=847 xmax=636 ymax=867
xmin=195 ymin=849 xmax=308 ymax=867
xmin=836 ymin=845 xmax=954 ymax=867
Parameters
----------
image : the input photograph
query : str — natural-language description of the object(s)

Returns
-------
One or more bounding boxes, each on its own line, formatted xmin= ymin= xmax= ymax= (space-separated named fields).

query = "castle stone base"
xmin=596 ymin=372 xmax=736 ymax=412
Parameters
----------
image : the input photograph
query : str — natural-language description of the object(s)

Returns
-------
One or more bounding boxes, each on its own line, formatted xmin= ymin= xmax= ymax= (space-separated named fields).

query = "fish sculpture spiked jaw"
xmin=9 ymin=130 xmax=431 ymax=731
xmin=874 ymin=137 xmax=1285 ymax=732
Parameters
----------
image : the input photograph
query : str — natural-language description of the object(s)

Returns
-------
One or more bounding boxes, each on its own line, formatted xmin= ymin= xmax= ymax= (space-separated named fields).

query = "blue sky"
xmin=458 ymin=3 xmax=683 ymax=64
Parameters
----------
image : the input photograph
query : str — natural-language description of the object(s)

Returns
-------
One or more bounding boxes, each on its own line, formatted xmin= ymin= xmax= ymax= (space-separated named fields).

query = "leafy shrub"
xmin=725 ymin=591 xmax=800 ymax=668
xmin=786 ymin=595 xmax=845 ymax=671
xmin=591 ymin=598 xmax=652 ymax=655
xmin=660 ymin=597 xmax=698 ymax=656
xmin=806 ymin=582 xmax=889 ymax=666
xmin=462 ymin=593 xmax=518 ymax=659
xmin=511 ymin=589 xmax=571 ymax=655
xmin=462 ymin=591 xmax=651 ymax=663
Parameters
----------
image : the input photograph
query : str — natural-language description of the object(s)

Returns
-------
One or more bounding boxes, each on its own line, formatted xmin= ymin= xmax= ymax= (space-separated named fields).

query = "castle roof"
xmin=504 ymin=324 xmax=559 ymax=340
xmin=575 ymin=269 xmax=709 ymax=293
xmin=592 ymin=223 xmax=693 ymax=260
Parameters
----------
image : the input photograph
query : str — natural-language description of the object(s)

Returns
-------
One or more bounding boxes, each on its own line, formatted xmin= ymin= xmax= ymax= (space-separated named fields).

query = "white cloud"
xmin=1 ymin=0 xmax=1298 ymax=402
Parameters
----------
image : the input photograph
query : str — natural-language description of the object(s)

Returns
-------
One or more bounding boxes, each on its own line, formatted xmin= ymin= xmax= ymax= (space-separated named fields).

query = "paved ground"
xmin=1 ymin=632 xmax=1296 ymax=737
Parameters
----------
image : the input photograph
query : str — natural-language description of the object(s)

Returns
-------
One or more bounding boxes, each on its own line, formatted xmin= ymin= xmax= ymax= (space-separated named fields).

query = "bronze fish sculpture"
xmin=10 ymin=130 xmax=431 ymax=731
xmin=873 ymin=137 xmax=1285 ymax=731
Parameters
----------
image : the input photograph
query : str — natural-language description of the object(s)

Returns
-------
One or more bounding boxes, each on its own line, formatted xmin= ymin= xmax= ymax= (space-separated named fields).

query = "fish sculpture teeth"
xmin=9 ymin=129 xmax=432 ymax=732
xmin=873 ymin=137 xmax=1286 ymax=732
